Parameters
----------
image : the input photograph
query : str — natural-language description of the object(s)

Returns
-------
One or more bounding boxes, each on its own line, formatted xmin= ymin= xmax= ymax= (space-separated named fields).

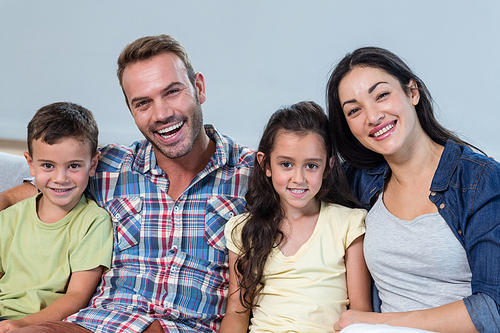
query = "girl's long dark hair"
xmin=233 ymin=101 xmax=358 ymax=310
xmin=327 ymin=46 xmax=483 ymax=170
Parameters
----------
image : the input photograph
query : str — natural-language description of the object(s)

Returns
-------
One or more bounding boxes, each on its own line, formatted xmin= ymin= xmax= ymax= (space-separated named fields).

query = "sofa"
xmin=0 ymin=152 xmax=31 ymax=193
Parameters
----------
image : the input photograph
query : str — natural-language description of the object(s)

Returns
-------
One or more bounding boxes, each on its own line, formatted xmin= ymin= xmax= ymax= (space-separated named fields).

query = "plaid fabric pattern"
xmin=65 ymin=125 xmax=254 ymax=333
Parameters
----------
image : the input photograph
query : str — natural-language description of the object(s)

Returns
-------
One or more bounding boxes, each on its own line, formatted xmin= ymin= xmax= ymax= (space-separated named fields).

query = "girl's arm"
xmin=0 ymin=266 xmax=103 ymax=332
xmin=334 ymin=300 xmax=477 ymax=333
xmin=344 ymin=235 xmax=372 ymax=312
xmin=220 ymin=250 xmax=251 ymax=333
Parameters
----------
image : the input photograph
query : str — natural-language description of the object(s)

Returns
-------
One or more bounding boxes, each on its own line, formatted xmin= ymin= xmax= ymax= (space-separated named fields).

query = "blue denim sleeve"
xmin=463 ymin=293 xmax=500 ymax=333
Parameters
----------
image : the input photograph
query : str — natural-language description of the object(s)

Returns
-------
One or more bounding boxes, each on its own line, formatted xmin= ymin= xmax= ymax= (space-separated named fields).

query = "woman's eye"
xmin=347 ymin=108 xmax=359 ymax=117
xmin=377 ymin=92 xmax=389 ymax=100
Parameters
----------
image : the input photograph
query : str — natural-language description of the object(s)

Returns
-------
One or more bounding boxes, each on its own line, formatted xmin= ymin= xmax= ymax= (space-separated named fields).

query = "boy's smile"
xmin=24 ymin=137 xmax=99 ymax=223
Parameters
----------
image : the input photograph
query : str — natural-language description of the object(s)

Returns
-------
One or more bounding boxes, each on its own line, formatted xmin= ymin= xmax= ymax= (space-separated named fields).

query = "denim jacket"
xmin=346 ymin=139 xmax=500 ymax=333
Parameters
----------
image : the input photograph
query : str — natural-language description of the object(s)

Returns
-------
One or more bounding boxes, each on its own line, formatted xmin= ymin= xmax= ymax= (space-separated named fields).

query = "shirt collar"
xmin=132 ymin=124 xmax=233 ymax=176
xmin=430 ymin=139 xmax=461 ymax=191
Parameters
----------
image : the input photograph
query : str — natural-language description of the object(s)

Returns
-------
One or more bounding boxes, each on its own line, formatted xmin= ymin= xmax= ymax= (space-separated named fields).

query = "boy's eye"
xmin=42 ymin=163 xmax=53 ymax=169
xmin=69 ymin=164 xmax=80 ymax=169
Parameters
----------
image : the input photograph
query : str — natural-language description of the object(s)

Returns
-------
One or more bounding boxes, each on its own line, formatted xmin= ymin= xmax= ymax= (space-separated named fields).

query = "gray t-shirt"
xmin=364 ymin=193 xmax=472 ymax=312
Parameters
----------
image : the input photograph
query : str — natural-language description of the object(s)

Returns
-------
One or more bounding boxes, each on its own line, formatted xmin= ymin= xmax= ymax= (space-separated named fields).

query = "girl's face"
xmin=258 ymin=130 xmax=329 ymax=216
xmin=338 ymin=66 xmax=423 ymax=158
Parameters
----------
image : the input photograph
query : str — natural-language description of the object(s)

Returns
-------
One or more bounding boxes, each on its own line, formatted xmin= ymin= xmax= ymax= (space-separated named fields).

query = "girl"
xmin=327 ymin=47 xmax=500 ymax=332
xmin=220 ymin=101 xmax=371 ymax=333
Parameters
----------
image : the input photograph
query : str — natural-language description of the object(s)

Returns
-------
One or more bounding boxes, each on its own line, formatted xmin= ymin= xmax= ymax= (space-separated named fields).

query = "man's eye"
xmin=135 ymin=100 xmax=148 ymax=108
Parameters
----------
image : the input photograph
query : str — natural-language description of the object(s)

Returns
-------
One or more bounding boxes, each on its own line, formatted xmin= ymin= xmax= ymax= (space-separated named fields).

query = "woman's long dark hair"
xmin=233 ymin=101 xmax=358 ymax=310
xmin=327 ymin=46 xmax=483 ymax=170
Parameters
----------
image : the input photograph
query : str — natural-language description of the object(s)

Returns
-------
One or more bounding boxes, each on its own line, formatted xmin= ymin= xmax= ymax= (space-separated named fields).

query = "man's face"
xmin=122 ymin=52 xmax=206 ymax=159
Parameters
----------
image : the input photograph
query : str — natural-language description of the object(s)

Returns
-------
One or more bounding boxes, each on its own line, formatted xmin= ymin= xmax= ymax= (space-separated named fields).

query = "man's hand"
xmin=0 ymin=182 xmax=37 ymax=211
xmin=0 ymin=319 xmax=29 ymax=332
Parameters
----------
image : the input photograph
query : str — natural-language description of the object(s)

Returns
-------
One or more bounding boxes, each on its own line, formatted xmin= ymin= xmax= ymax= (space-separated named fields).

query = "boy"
xmin=0 ymin=102 xmax=113 ymax=331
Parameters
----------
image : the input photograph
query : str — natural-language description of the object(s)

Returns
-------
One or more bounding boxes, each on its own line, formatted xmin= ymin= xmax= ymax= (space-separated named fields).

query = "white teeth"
xmin=158 ymin=122 xmax=184 ymax=137
xmin=290 ymin=189 xmax=306 ymax=194
xmin=373 ymin=123 xmax=394 ymax=138
xmin=52 ymin=188 xmax=70 ymax=192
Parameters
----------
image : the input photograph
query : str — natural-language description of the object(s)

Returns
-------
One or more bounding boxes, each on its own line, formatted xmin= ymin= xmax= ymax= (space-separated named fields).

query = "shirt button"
xmin=458 ymin=229 xmax=463 ymax=235
xmin=174 ymin=206 xmax=179 ymax=212
xmin=439 ymin=203 xmax=445 ymax=209
xmin=114 ymin=213 xmax=120 ymax=219
xmin=430 ymin=191 xmax=436 ymax=196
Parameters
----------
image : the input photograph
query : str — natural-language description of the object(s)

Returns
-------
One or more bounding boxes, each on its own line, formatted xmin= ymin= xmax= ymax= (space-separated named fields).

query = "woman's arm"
xmin=0 ymin=266 xmax=103 ymax=332
xmin=334 ymin=299 xmax=477 ymax=333
xmin=220 ymin=250 xmax=251 ymax=333
xmin=345 ymin=235 xmax=372 ymax=312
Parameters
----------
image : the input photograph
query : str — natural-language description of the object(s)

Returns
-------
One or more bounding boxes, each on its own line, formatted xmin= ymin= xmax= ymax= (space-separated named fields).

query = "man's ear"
xmin=256 ymin=152 xmax=271 ymax=177
xmin=24 ymin=151 xmax=36 ymax=177
xmin=408 ymin=79 xmax=420 ymax=106
xmin=194 ymin=72 xmax=206 ymax=104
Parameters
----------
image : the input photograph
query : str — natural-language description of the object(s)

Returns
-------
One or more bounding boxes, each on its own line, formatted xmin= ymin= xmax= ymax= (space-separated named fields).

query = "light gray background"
xmin=1 ymin=1 xmax=499 ymax=157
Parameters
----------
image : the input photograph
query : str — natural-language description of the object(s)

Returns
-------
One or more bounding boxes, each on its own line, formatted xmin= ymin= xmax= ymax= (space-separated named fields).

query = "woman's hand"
xmin=334 ymin=309 xmax=380 ymax=331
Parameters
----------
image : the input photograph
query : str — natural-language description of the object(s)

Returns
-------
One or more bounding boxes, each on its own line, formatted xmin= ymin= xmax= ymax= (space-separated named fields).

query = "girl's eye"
xmin=280 ymin=162 xmax=292 ymax=168
xmin=306 ymin=163 xmax=318 ymax=170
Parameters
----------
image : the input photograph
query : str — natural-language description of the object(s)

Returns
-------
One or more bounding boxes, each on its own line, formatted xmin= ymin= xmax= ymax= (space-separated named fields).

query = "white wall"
xmin=1 ymin=1 xmax=499 ymax=158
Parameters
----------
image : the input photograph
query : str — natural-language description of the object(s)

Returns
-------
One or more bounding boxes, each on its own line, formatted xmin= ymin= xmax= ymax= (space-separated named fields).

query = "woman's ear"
xmin=324 ymin=157 xmax=335 ymax=179
xmin=408 ymin=79 xmax=420 ymax=106
xmin=256 ymin=151 xmax=272 ymax=177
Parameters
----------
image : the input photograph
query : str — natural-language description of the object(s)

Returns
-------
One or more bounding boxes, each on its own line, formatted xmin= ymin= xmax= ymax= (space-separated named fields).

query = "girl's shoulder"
xmin=321 ymin=202 xmax=367 ymax=220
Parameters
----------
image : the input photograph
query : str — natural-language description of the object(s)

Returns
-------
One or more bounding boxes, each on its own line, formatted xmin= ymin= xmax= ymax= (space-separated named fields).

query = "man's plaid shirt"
xmin=65 ymin=125 xmax=254 ymax=332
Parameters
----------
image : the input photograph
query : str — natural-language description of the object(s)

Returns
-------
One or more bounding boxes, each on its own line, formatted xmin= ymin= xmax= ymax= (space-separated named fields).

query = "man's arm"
xmin=0 ymin=182 xmax=37 ymax=211
xmin=0 ymin=266 xmax=103 ymax=332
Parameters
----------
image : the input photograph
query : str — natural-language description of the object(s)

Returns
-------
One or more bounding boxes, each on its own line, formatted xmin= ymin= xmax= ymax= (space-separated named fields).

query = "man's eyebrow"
xmin=129 ymin=82 xmax=184 ymax=106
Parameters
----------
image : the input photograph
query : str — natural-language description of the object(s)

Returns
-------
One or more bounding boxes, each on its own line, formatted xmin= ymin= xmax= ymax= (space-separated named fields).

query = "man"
xmin=3 ymin=35 xmax=254 ymax=333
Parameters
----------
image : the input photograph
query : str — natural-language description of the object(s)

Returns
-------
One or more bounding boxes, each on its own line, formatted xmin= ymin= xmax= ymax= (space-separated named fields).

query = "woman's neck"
xmin=385 ymin=135 xmax=444 ymax=188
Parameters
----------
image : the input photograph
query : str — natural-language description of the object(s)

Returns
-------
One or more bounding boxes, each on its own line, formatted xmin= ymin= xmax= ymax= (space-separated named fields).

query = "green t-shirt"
xmin=0 ymin=193 xmax=113 ymax=320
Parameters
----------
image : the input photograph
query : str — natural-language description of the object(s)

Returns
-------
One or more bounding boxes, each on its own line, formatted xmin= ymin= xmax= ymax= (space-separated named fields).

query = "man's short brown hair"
xmin=117 ymin=34 xmax=196 ymax=105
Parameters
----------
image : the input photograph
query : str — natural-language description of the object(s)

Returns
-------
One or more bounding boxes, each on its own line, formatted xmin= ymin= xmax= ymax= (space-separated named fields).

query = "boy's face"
xmin=24 ymin=137 xmax=99 ymax=219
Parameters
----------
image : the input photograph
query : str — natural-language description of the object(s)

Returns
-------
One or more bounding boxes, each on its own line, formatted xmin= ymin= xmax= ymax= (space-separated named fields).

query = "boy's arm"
xmin=219 ymin=250 xmax=251 ymax=333
xmin=345 ymin=235 xmax=372 ymax=312
xmin=0 ymin=182 xmax=37 ymax=211
xmin=0 ymin=266 xmax=103 ymax=332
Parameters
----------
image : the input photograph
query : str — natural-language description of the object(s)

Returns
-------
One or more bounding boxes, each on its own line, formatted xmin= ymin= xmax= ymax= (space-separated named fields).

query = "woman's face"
xmin=338 ymin=66 xmax=422 ymax=158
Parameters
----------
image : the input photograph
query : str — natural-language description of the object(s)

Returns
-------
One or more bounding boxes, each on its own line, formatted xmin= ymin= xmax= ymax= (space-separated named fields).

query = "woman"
xmin=327 ymin=47 xmax=500 ymax=333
